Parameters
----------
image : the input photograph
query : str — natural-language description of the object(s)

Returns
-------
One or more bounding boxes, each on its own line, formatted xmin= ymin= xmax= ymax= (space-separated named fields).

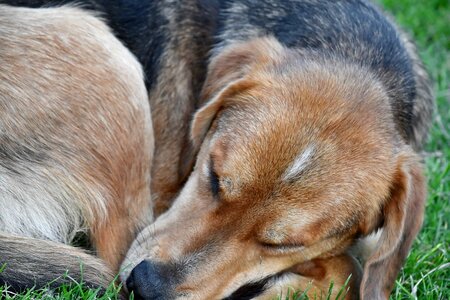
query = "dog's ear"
xmin=191 ymin=79 xmax=254 ymax=147
xmin=360 ymin=150 xmax=426 ymax=299
xmin=191 ymin=37 xmax=284 ymax=147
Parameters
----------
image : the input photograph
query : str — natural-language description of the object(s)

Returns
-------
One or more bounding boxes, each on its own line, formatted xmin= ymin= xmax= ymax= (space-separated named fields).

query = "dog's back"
xmin=0 ymin=4 xmax=153 ymax=291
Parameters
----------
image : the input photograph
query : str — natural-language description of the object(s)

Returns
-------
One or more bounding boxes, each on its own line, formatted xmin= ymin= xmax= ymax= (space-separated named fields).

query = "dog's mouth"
xmin=222 ymin=272 xmax=287 ymax=300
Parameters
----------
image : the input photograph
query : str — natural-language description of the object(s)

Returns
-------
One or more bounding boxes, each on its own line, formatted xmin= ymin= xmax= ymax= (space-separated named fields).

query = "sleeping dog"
xmin=0 ymin=0 xmax=433 ymax=299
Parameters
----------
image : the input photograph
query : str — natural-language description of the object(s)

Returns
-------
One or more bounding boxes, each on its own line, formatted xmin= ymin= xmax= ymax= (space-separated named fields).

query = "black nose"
xmin=126 ymin=260 xmax=174 ymax=300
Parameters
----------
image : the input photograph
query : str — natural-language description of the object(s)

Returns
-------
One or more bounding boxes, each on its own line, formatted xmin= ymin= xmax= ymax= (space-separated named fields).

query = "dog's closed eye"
xmin=209 ymin=160 xmax=221 ymax=198
xmin=260 ymin=241 xmax=304 ymax=255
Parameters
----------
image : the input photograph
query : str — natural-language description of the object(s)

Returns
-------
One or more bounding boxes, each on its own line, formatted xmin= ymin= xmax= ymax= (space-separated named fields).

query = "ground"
xmin=1 ymin=0 xmax=448 ymax=299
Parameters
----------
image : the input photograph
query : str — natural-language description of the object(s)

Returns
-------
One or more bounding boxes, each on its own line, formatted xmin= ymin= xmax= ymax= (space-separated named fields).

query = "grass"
xmin=1 ymin=0 xmax=448 ymax=299
xmin=0 ymin=282 xmax=122 ymax=300
xmin=377 ymin=0 xmax=450 ymax=299
xmin=275 ymin=276 xmax=354 ymax=300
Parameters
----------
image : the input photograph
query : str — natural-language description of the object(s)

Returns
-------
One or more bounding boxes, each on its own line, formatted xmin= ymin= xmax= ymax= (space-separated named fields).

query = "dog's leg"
xmin=143 ymin=1 xmax=218 ymax=217
xmin=0 ymin=233 xmax=114 ymax=292
xmin=258 ymin=254 xmax=362 ymax=300
xmin=91 ymin=200 xmax=153 ymax=272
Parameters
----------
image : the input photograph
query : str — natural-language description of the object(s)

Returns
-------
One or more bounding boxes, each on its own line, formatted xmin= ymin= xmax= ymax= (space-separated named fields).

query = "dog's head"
xmin=122 ymin=37 xmax=425 ymax=299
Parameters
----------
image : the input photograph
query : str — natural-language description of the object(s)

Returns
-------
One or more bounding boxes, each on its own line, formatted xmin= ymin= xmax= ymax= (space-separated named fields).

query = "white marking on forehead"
xmin=282 ymin=145 xmax=315 ymax=181
xmin=202 ymin=160 xmax=210 ymax=177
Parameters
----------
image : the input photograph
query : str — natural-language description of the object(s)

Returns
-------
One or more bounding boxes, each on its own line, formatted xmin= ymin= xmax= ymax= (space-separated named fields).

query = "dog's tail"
xmin=0 ymin=233 xmax=115 ymax=293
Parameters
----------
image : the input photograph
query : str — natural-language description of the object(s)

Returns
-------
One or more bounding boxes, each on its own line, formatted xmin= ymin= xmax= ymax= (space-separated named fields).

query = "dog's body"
xmin=0 ymin=4 xmax=153 ymax=291
xmin=0 ymin=0 xmax=433 ymax=299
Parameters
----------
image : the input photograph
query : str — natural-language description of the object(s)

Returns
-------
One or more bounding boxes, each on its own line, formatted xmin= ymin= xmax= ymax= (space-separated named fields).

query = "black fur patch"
xmin=95 ymin=0 xmax=166 ymax=90
xmin=0 ymin=0 xmax=93 ymax=8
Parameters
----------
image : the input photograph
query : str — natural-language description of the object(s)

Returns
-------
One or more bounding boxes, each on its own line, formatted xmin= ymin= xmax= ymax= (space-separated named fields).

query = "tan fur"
xmin=123 ymin=37 xmax=428 ymax=299
xmin=0 ymin=4 xmax=153 ymax=285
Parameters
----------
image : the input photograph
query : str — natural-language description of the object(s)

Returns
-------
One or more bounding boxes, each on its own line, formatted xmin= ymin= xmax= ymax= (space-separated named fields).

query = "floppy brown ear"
xmin=191 ymin=79 xmax=255 ymax=147
xmin=191 ymin=36 xmax=284 ymax=146
xmin=360 ymin=150 xmax=426 ymax=299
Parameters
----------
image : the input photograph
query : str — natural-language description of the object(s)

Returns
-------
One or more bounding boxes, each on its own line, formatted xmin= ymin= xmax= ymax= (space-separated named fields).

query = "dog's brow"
xmin=282 ymin=145 xmax=315 ymax=181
